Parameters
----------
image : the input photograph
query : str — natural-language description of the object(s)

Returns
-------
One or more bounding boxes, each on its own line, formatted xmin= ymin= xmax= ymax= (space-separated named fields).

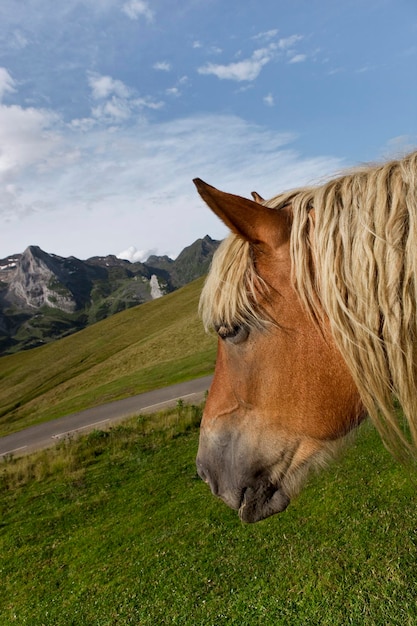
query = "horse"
xmin=194 ymin=150 xmax=417 ymax=523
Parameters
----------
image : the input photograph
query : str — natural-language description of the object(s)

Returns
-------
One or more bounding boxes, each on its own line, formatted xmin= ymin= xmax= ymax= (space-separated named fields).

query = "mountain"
xmin=0 ymin=235 xmax=219 ymax=355
xmin=0 ymin=276 xmax=216 ymax=436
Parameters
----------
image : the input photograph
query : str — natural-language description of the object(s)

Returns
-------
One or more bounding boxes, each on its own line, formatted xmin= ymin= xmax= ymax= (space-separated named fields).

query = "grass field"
xmin=0 ymin=277 xmax=217 ymax=437
xmin=2 ymin=271 xmax=417 ymax=625
xmin=2 ymin=403 xmax=417 ymax=625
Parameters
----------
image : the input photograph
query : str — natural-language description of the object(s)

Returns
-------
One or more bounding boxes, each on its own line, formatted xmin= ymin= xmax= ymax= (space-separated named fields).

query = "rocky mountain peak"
xmin=0 ymin=236 xmax=220 ymax=354
xmin=8 ymin=246 xmax=77 ymax=312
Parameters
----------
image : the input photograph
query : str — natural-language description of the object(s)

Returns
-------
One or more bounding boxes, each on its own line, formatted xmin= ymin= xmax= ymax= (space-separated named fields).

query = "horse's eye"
xmin=216 ymin=324 xmax=249 ymax=344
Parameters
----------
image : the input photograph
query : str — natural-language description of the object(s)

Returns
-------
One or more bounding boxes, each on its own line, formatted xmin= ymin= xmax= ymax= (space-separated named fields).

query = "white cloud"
xmin=198 ymin=45 xmax=276 ymax=82
xmin=1 ymin=109 xmax=345 ymax=260
xmin=198 ymin=36 xmax=305 ymax=82
xmin=289 ymin=54 xmax=307 ymax=64
xmin=91 ymin=95 xmax=163 ymax=123
xmin=0 ymin=67 xmax=16 ymax=101
xmin=153 ymin=61 xmax=171 ymax=72
xmin=264 ymin=93 xmax=275 ymax=106
xmin=117 ymin=246 xmax=154 ymax=262
xmin=134 ymin=96 xmax=164 ymax=110
xmin=278 ymin=34 xmax=303 ymax=50
xmin=327 ymin=67 xmax=344 ymax=76
xmin=382 ymin=135 xmax=417 ymax=158
xmin=252 ymin=29 xmax=279 ymax=41
xmin=87 ymin=73 xmax=163 ymax=123
xmin=165 ymin=75 xmax=188 ymax=98
xmin=122 ymin=0 xmax=153 ymax=21
xmin=0 ymin=103 xmax=61 ymax=180
xmin=70 ymin=117 xmax=97 ymax=132
xmin=92 ymin=97 xmax=132 ymax=122
xmin=88 ymin=73 xmax=130 ymax=99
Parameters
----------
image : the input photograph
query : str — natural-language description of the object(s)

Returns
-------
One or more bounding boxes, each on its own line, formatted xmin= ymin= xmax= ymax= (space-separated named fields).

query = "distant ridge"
xmin=0 ymin=275 xmax=217 ymax=436
xmin=0 ymin=235 xmax=220 ymax=355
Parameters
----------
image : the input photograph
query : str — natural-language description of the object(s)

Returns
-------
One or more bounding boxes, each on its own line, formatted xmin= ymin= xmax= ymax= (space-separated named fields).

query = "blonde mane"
xmin=199 ymin=234 xmax=267 ymax=333
xmin=200 ymin=150 xmax=417 ymax=457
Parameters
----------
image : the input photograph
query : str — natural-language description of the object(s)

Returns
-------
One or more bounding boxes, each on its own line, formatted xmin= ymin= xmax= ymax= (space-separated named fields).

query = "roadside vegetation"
xmin=2 ymin=400 xmax=417 ymax=625
xmin=0 ymin=277 xmax=217 ymax=437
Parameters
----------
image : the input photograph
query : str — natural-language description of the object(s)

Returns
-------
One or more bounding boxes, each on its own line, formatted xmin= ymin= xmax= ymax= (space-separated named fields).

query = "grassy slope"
xmin=0 ymin=277 xmax=216 ymax=437
xmin=1 ymin=409 xmax=417 ymax=625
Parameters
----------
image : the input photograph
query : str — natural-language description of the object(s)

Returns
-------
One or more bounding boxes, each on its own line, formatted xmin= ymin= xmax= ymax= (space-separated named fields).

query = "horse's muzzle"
xmin=238 ymin=482 xmax=290 ymax=523
xmin=196 ymin=439 xmax=290 ymax=523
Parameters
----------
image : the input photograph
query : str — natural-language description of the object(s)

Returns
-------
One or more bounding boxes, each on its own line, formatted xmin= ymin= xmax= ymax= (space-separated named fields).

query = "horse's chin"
xmin=238 ymin=483 xmax=290 ymax=523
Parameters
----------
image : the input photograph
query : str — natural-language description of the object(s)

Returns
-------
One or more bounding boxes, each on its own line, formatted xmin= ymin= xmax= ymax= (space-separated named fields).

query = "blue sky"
xmin=1 ymin=0 xmax=416 ymax=261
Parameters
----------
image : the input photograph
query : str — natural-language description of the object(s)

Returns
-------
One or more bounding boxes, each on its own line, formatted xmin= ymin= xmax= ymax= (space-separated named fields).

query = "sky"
xmin=1 ymin=0 xmax=416 ymax=262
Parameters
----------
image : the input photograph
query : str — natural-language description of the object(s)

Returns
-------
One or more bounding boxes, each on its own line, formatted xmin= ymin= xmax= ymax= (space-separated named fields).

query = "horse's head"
xmin=194 ymin=179 xmax=365 ymax=523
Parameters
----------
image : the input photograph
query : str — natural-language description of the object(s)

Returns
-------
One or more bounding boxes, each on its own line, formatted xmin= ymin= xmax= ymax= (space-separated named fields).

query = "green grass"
xmin=0 ymin=277 xmax=217 ymax=437
xmin=2 ymin=406 xmax=417 ymax=625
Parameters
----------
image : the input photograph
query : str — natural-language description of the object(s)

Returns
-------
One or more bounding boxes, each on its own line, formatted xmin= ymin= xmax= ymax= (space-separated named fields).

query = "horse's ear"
xmin=193 ymin=178 xmax=290 ymax=249
xmin=251 ymin=191 xmax=264 ymax=204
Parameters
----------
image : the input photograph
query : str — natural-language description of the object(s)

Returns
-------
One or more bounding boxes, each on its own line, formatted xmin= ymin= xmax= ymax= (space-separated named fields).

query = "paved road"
xmin=0 ymin=375 xmax=213 ymax=459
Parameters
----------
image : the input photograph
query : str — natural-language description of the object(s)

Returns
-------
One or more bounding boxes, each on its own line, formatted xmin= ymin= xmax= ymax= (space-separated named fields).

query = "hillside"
xmin=0 ymin=235 xmax=219 ymax=355
xmin=2 ymin=411 xmax=417 ymax=624
xmin=0 ymin=276 xmax=217 ymax=437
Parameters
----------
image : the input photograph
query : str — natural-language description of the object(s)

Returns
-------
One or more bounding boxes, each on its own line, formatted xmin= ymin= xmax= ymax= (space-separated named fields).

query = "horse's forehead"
xmin=251 ymin=237 xmax=292 ymax=285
